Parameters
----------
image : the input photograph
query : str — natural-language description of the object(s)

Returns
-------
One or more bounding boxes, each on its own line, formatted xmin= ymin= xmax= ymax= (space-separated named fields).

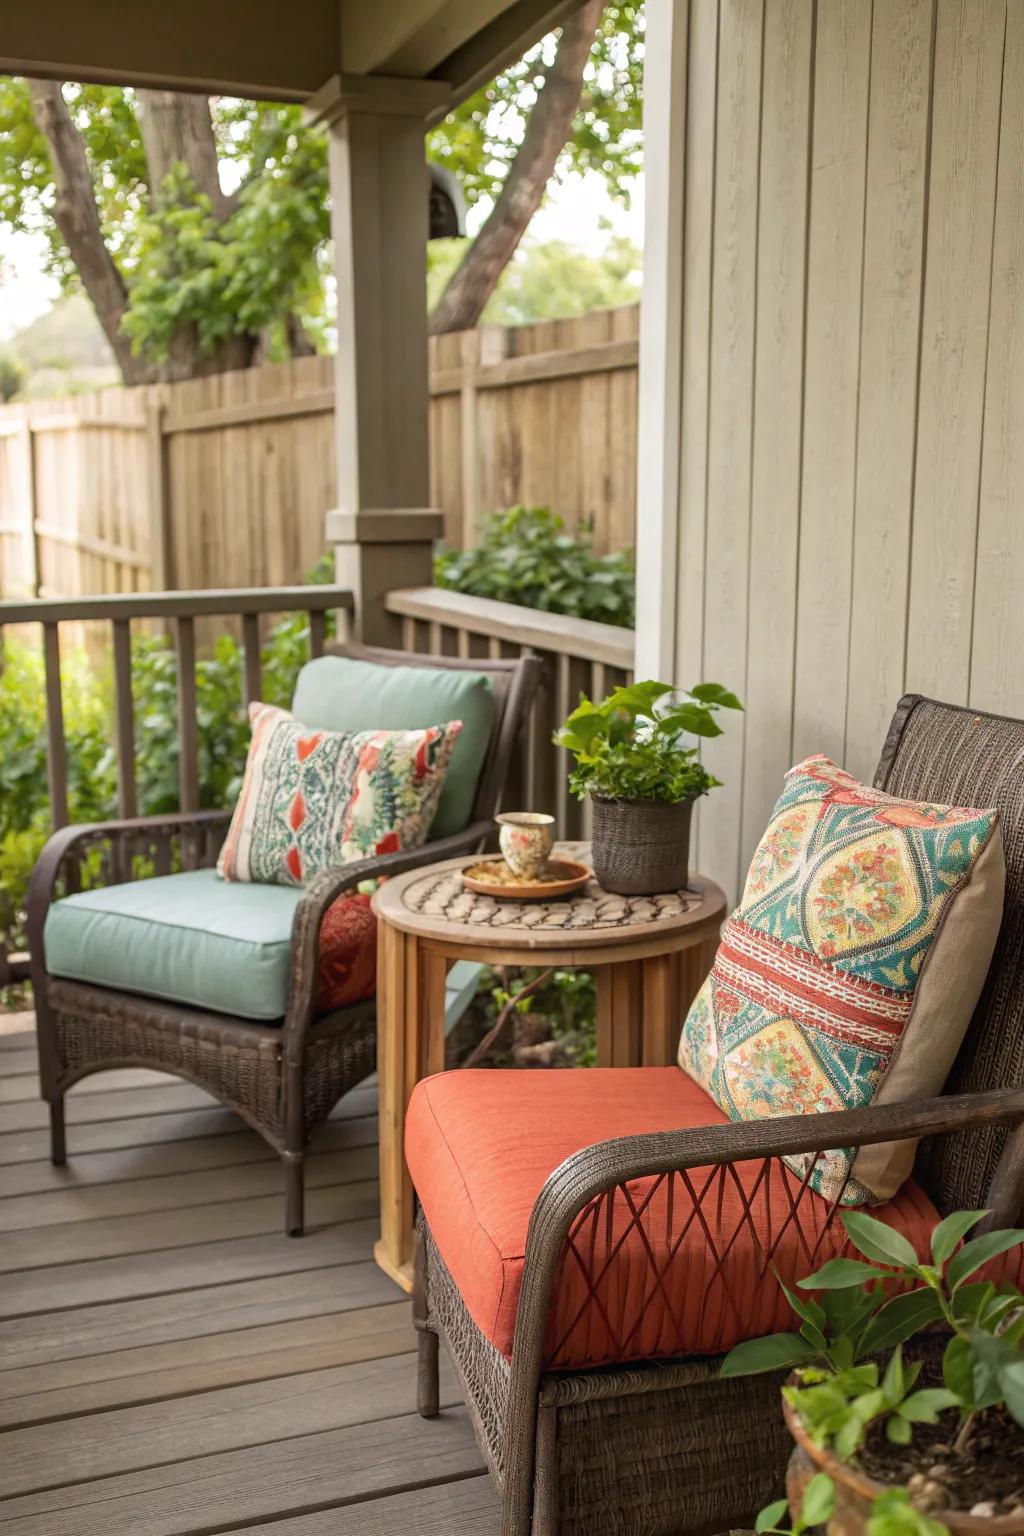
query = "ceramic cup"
xmin=495 ymin=811 xmax=555 ymax=880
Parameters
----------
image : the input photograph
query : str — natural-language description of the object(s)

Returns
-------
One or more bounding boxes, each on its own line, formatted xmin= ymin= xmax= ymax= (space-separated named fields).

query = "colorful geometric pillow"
xmin=678 ymin=756 xmax=1005 ymax=1205
xmin=218 ymin=703 xmax=462 ymax=885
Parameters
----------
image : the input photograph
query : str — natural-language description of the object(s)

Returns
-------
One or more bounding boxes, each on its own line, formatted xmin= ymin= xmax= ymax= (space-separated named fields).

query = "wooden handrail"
xmin=384 ymin=586 xmax=634 ymax=670
xmin=0 ymin=585 xmax=353 ymax=627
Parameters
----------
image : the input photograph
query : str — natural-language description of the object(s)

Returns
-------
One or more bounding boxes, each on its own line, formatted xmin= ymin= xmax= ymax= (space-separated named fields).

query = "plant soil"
xmin=858 ymin=1407 xmax=1024 ymax=1518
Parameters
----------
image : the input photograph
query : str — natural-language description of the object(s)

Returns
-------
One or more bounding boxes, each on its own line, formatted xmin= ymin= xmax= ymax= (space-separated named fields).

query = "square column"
xmin=311 ymin=75 xmax=449 ymax=644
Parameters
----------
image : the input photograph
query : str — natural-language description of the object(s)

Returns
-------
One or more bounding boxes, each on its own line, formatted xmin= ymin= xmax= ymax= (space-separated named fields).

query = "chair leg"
xmin=50 ymin=1097 xmax=66 ymax=1166
xmin=417 ymin=1326 xmax=440 ymax=1418
xmin=283 ymin=1153 xmax=305 ymax=1236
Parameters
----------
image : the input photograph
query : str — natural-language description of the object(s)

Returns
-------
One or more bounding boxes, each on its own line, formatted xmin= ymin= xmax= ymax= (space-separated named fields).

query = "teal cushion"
xmin=291 ymin=655 xmax=494 ymax=838
xmin=44 ymin=868 xmax=303 ymax=1022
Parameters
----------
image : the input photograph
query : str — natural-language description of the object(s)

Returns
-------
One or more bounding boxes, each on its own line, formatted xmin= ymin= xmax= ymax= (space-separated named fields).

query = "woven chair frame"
xmin=416 ymin=694 xmax=1024 ymax=1535
xmin=27 ymin=644 xmax=540 ymax=1235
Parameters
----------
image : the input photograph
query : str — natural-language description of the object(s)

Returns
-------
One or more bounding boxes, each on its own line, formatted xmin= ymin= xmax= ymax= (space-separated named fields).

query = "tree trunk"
xmin=135 ymin=91 xmax=235 ymax=220
xmin=428 ymin=0 xmax=602 ymax=336
xmin=27 ymin=81 xmax=158 ymax=386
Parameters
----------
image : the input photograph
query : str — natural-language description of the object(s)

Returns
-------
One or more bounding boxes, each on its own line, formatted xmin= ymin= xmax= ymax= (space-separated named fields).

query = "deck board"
xmin=0 ymin=1023 xmax=499 ymax=1532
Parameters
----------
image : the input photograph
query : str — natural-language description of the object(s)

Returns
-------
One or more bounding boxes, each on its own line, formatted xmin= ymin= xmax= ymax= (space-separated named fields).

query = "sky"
xmin=0 ymin=169 xmax=644 ymax=346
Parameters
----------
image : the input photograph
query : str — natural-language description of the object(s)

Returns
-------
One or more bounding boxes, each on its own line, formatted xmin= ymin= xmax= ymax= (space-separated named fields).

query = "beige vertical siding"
xmin=668 ymin=0 xmax=1022 ymax=903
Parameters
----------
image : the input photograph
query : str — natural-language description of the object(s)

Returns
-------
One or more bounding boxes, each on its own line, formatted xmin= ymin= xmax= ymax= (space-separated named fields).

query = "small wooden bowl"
xmin=461 ymin=856 xmax=592 ymax=901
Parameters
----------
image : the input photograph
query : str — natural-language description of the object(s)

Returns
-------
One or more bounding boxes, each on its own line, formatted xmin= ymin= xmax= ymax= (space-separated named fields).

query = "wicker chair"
xmin=27 ymin=642 xmax=540 ymax=1236
xmin=412 ymin=695 xmax=1024 ymax=1536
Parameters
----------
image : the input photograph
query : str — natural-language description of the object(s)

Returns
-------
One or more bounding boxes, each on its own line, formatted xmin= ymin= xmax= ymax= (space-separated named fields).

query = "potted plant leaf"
xmin=553 ymin=678 xmax=742 ymax=894
xmin=721 ymin=1209 xmax=1024 ymax=1535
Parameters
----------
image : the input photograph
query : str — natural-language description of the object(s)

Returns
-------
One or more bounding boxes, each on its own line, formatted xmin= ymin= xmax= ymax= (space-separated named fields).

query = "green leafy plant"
xmin=721 ymin=1208 xmax=1024 ymax=1460
xmin=434 ymin=506 xmax=635 ymax=628
xmin=554 ymin=678 xmax=742 ymax=804
xmin=757 ymin=1480 xmax=949 ymax=1536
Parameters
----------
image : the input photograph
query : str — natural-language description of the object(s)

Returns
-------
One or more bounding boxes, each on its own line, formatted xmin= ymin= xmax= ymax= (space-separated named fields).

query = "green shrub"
xmin=435 ymin=505 xmax=635 ymax=628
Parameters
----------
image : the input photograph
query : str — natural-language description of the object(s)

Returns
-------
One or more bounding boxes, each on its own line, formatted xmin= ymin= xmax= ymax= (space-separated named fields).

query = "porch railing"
xmin=0 ymin=585 xmax=354 ymax=986
xmin=385 ymin=586 xmax=636 ymax=839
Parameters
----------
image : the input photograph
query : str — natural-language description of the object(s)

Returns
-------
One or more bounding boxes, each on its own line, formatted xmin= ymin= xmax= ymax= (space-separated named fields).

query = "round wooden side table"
xmin=371 ymin=841 xmax=726 ymax=1291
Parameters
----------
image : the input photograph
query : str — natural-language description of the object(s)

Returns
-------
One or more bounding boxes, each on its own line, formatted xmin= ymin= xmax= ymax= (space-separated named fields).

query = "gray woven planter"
xmin=590 ymin=794 xmax=695 ymax=895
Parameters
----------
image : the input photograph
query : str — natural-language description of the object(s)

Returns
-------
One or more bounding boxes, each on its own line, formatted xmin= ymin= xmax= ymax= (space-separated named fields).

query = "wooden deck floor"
xmin=0 ymin=1016 xmax=500 ymax=1535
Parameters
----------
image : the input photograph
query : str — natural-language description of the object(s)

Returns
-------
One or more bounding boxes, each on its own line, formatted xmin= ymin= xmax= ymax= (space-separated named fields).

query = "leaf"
xmin=798 ymin=1258 xmax=892 ymax=1291
xmin=897 ymin=1388 xmax=960 ymax=1424
xmin=946 ymin=1228 xmax=1024 ymax=1292
xmin=719 ymin=1332 xmax=819 ymax=1378
xmin=881 ymin=1345 xmax=906 ymax=1404
xmin=1001 ymin=1360 xmax=1024 ymax=1430
xmin=886 ymin=1413 xmax=913 ymax=1444
xmin=660 ymin=703 xmax=723 ymax=739
xmin=843 ymin=1211 xmax=920 ymax=1271
xmin=777 ymin=1278 xmax=828 ymax=1349
xmin=689 ymin=682 xmax=744 ymax=710
xmin=858 ymin=1289 xmax=945 ymax=1358
xmin=756 ymin=1499 xmax=790 ymax=1533
xmin=801 ymin=1473 xmax=836 ymax=1528
xmin=942 ymin=1334 xmax=974 ymax=1407
xmin=930 ymin=1209 xmax=988 ymax=1267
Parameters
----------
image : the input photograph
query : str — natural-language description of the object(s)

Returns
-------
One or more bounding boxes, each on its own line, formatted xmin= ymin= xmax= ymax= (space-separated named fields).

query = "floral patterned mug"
xmin=495 ymin=811 xmax=555 ymax=880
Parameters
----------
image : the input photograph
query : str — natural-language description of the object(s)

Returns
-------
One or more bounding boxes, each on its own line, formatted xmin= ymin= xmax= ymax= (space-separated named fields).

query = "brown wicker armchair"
xmin=27 ymin=642 xmax=540 ymax=1236
xmin=413 ymin=695 xmax=1024 ymax=1536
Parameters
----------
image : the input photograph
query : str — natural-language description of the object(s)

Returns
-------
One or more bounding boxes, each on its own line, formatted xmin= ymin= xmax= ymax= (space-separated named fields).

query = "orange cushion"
xmin=406 ymin=1066 xmax=941 ymax=1371
xmin=315 ymin=893 xmax=377 ymax=1012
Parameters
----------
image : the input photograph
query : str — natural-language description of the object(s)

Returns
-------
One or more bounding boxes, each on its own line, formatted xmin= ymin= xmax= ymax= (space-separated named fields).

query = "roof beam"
xmin=426 ymin=0 xmax=583 ymax=119
xmin=0 ymin=0 xmax=340 ymax=100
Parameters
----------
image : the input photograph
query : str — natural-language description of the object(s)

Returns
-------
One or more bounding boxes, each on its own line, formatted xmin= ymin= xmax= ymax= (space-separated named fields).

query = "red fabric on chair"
xmin=315 ymin=893 xmax=377 ymax=1012
xmin=405 ymin=1066 xmax=942 ymax=1372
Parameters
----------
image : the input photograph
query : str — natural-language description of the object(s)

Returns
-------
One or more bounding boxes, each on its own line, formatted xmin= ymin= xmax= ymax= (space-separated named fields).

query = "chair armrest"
xmin=280 ymin=819 xmax=493 ymax=1064
xmin=26 ymin=811 xmax=232 ymax=974
xmin=499 ymin=1087 xmax=1024 ymax=1536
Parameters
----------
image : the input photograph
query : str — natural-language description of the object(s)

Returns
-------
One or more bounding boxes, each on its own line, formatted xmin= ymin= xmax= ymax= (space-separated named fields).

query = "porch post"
xmin=633 ymin=0 xmax=689 ymax=681
xmin=312 ymin=76 xmax=449 ymax=645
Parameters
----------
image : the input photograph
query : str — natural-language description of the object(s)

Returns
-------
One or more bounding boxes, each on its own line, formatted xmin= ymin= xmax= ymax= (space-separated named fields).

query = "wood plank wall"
xmin=666 ymin=0 xmax=1024 ymax=906
xmin=0 ymin=306 xmax=640 ymax=607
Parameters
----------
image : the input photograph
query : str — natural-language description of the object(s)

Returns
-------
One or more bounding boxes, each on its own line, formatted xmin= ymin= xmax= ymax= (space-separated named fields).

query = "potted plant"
xmin=553 ymin=678 xmax=742 ymax=894
xmin=721 ymin=1209 xmax=1024 ymax=1535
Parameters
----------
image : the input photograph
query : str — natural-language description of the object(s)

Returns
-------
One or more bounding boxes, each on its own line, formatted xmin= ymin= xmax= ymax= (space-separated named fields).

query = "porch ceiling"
xmin=0 ymin=0 xmax=583 ymax=115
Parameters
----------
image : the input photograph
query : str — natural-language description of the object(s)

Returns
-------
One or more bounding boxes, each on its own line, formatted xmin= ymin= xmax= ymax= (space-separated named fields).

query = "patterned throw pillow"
xmin=315 ymin=891 xmax=378 ymax=1012
xmin=678 ymin=756 xmax=1005 ymax=1205
xmin=218 ymin=703 xmax=462 ymax=885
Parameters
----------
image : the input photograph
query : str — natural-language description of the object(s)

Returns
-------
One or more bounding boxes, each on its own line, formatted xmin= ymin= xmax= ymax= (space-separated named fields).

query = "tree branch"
xmin=428 ymin=0 xmax=602 ymax=336
xmin=27 ymin=80 xmax=156 ymax=386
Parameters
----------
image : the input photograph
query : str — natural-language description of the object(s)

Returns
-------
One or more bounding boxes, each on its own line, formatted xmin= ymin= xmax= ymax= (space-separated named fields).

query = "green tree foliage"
xmin=0 ymin=5 xmax=643 ymax=378
xmin=426 ymin=3 xmax=643 ymax=208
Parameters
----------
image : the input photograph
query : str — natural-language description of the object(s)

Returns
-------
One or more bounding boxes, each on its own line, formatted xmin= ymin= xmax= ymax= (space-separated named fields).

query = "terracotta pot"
xmin=783 ymin=1390 xmax=1024 ymax=1536
xmin=590 ymin=794 xmax=695 ymax=895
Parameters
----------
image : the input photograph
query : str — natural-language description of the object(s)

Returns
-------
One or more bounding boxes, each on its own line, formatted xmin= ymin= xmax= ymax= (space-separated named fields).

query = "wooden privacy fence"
xmin=0 ymin=305 xmax=639 ymax=605
xmin=385 ymin=585 xmax=635 ymax=840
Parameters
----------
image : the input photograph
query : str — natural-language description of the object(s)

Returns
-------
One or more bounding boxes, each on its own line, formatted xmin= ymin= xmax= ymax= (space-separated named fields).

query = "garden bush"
xmin=434 ymin=505 xmax=635 ymax=628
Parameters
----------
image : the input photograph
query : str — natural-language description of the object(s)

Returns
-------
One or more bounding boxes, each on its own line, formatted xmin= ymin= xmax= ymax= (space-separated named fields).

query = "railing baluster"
xmin=457 ymin=627 xmax=471 ymax=659
xmin=401 ymin=616 xmax=416 ymax=650
xmin=111 ymin=618 xmax=137 ymax=820
xmin=242 ymin=612 xmax=261 ymax=707
xmin=175 ymin=616 xmax=199 ymax=813
xmin=42 ymin=622 xmax=69 ymax=829
xmin=309 ymin=609 xmax=327 ymax=659
xmin=555 ymin=653 xmax=572 ymax=840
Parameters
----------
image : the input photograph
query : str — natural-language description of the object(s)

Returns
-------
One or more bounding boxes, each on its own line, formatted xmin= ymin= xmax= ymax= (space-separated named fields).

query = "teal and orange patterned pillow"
xmin=218 ymin=702 xmax=462 ymax=885
xmin=678 ymin=756 xmax=1005 ymax=1205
